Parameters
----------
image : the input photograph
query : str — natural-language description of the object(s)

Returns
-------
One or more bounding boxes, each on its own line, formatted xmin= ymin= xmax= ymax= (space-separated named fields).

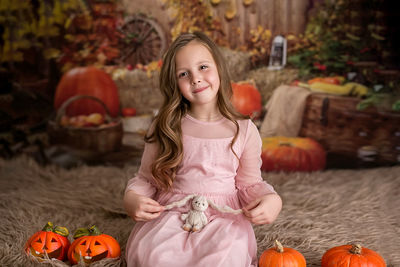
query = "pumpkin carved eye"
xmin=36 ymin=238 xmax=42 ymax=243
xmin=51 ymin=238 xmax=57 ymax=243
xmin=95 ymin=241 xmax=101 ymax=246
xmin=81 ymin=240 xmax=87 ymax=246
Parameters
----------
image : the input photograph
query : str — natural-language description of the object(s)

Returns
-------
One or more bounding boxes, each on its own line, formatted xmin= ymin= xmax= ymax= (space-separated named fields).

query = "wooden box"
xmin=299 ymin=93 xmax=400 ymax=168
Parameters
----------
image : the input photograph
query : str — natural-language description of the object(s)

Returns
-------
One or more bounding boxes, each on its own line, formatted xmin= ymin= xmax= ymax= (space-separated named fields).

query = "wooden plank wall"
xmin=121 ymin=0 xmax=311 ymax=48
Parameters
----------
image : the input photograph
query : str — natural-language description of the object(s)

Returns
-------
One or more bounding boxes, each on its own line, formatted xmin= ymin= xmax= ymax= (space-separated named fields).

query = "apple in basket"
xmin=60 ymin=113 xmax=105 ymax=127
xmin=85 ymin=113 xmax=105 ymax=126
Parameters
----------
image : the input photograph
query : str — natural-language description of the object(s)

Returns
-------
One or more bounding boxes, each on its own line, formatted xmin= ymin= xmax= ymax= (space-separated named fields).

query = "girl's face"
xmin=175 ymin=41 xmax=220 ymax=109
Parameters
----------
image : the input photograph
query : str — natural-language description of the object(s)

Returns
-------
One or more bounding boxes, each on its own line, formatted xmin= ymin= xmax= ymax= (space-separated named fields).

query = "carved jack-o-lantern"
xmin=68 ymin=225 xmax=121 ymax=265
xmin=24 ymin=222 xmax=70 ymax=261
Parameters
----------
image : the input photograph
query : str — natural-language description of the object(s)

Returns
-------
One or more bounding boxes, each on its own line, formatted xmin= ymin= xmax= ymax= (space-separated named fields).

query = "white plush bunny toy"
xmin=165 ymin=195 xmax=242 ymax=232
xmin=181 ymin=196 xmax=209 ymax=232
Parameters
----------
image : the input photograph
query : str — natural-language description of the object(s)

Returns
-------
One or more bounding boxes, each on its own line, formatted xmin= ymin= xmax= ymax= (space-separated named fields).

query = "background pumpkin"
xmin=24 ymin=222 xmax=70 ymax=261
xmin=68 ymin=225 xmax=121 ymax=265
xmin=54 ymin=66 xmax=120 ymax=117
xmin=261 ymin=136 xmax=326 ymax=172
xmin=259 ymin=240 xmax=306 ymax=267
xmin=321 ymin=243 xmax=386 ymax=267
xmin=231 ymin=81 xmax=262 ymax=118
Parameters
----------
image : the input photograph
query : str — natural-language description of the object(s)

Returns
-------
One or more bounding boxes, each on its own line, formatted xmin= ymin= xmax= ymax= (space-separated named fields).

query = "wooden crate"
xmin=299 ymin=93 xmax=400 ymax=168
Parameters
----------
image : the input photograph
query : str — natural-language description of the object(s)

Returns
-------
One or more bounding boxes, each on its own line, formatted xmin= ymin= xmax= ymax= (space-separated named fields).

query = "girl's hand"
xmin=242 ymin=193 xmax=282 ymax=225
xmin=124 ymin=190 xmax=165 ymax=222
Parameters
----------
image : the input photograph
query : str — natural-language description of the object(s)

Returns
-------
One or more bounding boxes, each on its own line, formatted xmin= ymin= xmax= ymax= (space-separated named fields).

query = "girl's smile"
xmin=192 ymin=85 xmax=209 ymax=94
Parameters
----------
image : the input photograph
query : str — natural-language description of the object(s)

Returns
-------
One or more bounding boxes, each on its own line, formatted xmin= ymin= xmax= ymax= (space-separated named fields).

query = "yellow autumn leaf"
xmin=64 ymin=16 xmax=73 ymax=29
xmin=243 ymin=0 xmax=253 ymax=6
xmin=64 ymin=34 xmax=74 ymax=41
xmin=43 ymin=48 xmax=61 ymax=59
xmin=286 ymin=34 xmax=296 ymax=41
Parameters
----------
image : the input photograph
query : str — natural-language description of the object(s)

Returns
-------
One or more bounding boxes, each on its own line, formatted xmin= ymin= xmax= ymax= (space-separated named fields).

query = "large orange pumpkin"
xmin=261 ymin=136 xmax=326 ymax=172
xmin=231 ymin=81 xmax=262 ymax=118
xmin=54 ymin=66 xmax=120 ymax=117
xmin=321 ymin=244 xmax=386 ymax=267
xmin=68 ymin=225 xmax=121 ymax=265
xmin=25 ymin=222 xmax=70 ymax=261
xmin=259 ymin=240 xmax=306 ymax=267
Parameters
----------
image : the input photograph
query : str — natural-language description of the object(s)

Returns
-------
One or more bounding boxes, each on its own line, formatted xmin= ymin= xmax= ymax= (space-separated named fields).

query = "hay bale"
xmin=246 ymin=67 xmax=299 ymax=105
xmin=114 ymin=69 xmax=162 ymax=114
xmin=220 ymin=47 xmax=251 ymax=81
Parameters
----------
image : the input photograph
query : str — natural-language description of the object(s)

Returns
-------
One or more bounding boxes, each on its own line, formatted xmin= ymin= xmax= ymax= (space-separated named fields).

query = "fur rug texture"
xmin=0 ymin=156 xmax=399 ymax=267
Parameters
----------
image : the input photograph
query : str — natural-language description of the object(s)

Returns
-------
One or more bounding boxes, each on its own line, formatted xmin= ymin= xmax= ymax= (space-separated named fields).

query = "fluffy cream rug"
xmin=0 ymin=156 xmax=399 ymax=267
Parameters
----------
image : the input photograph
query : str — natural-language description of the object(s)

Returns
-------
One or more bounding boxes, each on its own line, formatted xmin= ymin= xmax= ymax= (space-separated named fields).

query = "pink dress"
xmin=125 ymin=114 xmax=276 ymax=267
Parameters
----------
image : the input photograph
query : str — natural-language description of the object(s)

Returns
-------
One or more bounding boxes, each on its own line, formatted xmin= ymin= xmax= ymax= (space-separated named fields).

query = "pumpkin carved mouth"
xmin=30 ymin=246 xmax=62 ymax=260
xmin=74 ymin=250 xmax=108 ymax=264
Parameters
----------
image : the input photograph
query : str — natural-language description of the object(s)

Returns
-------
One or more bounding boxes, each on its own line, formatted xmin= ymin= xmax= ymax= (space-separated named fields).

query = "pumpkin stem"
xmin=42 ymin=222 xmax=54 ymax=232
xmin=278 ymin=142 xmax=292 ymax=147
xmin=88 ymin=225 xmax=102 ymax=236
xmin=274 ymin=240 xmax=284 ymax=253
xmin=350 ymin=244 xmax=362 ymax=254
xmin=73 ymin=225 xmax=102 ymax=239
xmin=54 ymin=226 xmax=69 ymax=237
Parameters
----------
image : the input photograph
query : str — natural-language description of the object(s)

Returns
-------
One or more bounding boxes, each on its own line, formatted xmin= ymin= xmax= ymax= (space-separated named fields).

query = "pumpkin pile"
xmin=25 ymin=222 xmax=121 ymax=264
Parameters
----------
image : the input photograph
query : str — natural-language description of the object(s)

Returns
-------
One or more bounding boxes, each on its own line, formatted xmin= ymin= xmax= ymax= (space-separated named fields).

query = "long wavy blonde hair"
xmin=145 ymin=32 xmax=247 ymax=190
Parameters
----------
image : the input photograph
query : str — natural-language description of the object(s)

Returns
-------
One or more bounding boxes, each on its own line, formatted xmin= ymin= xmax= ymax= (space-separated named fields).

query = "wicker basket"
xmin=47 ymin=95 xmax=123 ymax=153
xmin=299 ymin=93 xmax=400 ymax=167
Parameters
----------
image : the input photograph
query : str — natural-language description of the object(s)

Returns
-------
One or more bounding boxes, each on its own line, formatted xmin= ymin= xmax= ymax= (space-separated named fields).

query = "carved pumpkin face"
xmin=68 ymin=226 xmax=121 ymax=265
xmin=25 ymin=222 xmax=70 ymax=261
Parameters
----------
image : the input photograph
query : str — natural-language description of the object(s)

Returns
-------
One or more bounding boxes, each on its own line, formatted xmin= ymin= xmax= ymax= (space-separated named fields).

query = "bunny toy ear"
xmin=207 ymin=199 xmax=243 ymax=215
xmin=165 ymin=194 xmax=197 ymax=210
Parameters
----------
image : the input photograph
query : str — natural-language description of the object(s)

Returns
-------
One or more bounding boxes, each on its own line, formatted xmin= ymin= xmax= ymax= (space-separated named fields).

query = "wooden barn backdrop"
xmin=121 ymin=0 xmax=312 ymax=48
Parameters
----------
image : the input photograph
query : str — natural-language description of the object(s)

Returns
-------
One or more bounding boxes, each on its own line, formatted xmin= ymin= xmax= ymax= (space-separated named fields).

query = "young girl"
xmin=123 ymin=32 xmax=282 ymax=267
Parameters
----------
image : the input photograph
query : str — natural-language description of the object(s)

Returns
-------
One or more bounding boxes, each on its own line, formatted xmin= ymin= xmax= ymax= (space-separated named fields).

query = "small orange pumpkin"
xmin=259 ymin=240 xmax=306 ymax=267
xmin=68 ymin=225 xmax=121 ymax=265
xmin=261 ymin=136 xmax=326 ymax=172
xmin=24 ymin=222 xmax=70 ymax=261
xmin=231 ymin=81 xmax=262 ymax=118
xmin=321 ymin=243 xmax=386 ymax=267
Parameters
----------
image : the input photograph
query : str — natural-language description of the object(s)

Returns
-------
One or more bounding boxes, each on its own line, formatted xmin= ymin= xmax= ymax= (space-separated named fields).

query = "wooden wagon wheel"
xmin=118 ymin=15 xmax=167 ymax=66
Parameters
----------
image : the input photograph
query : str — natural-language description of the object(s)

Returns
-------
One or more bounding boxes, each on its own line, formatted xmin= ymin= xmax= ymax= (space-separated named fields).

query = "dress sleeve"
xmin=125 ymin=141 xmax=158 ymax=198
xmin=236 ymin=120 xmax=276 ymax=206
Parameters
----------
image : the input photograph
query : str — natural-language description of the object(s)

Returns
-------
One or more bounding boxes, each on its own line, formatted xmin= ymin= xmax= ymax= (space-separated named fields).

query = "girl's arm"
xmin=235 ymin=120 xmax=282 ymax=225
xmin=124 ymin=141 xmax=164 ymax=222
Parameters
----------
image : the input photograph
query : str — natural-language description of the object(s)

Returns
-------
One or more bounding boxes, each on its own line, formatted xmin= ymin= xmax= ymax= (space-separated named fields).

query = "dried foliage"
xmin=58 ymin=0 xmax=124 ymax=72
xmin=162 ymin=0 xmax=227 ymax=46
xmin=242 ymin=25 xmax=272 ymax=67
